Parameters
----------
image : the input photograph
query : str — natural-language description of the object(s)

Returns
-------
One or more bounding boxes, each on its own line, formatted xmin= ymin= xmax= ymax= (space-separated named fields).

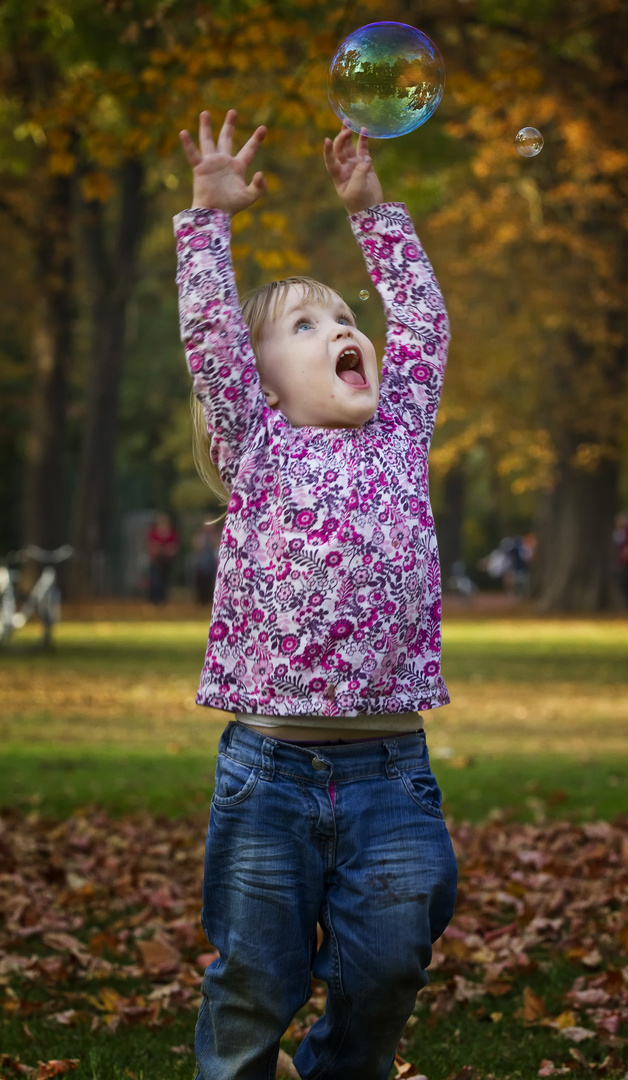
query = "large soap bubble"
xmin=515 ymin=127 xmax=544 ymax=157
xmin=328 ymin=22 xmax=445 ymax=139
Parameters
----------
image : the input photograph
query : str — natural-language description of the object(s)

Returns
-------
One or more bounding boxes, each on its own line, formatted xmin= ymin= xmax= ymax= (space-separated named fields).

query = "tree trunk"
xmin=22 ymin=173 xmax=74 ymax=552
xmin=71 ymin=158 xmax=145 ymax=596
xmin=531 ymin=444 xmax=622 ymax=612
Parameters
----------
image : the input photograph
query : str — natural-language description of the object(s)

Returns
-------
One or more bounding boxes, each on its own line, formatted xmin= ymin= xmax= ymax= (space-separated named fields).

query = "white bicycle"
xmin=0 ymin=544 xmax=73 ymax=648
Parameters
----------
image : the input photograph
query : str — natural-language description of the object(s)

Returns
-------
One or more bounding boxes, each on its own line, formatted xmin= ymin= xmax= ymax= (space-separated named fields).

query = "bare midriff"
xmin=251 ymin=725 xmax=420 ymax=742
xmin=236 ymin=713 xmax=424 ymax=743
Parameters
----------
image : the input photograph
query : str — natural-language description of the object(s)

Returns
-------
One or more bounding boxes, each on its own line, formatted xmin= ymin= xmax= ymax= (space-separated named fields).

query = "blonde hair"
xmin=191 ymin=392 xmax=227 ymax=505
xmin=241 ymin=276 xmax=345 ymax=353
xmin=191 ymin=276 xmax=346 ymax=502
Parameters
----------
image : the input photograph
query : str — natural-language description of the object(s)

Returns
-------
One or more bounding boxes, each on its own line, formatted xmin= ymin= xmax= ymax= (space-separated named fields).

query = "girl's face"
xmin=256 ymin=284 xmax=379 ymax=429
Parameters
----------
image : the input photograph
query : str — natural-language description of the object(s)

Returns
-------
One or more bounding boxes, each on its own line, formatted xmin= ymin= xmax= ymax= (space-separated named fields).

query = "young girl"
xmin=175 ymin=108 xmax=458 ymax=1080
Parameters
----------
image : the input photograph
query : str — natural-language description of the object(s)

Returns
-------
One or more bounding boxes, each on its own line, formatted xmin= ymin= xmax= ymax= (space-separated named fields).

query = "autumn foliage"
xmin=1 ymin=807 xmax=626 ymax=1077
xmin=0 ymin=0 xmax=627 ymax=607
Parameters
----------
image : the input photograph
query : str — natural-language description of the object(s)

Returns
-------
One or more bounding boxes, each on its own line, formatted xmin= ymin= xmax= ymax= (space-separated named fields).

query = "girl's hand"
xmin=179 ymin=109 xmax=267 ymax=215
xmin=323 ymin=125 xmax=383 ymax=215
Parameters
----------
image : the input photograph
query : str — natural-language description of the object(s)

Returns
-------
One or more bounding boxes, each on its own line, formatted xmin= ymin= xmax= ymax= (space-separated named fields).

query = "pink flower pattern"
xmin=174 ymin=202 xmax=450 ymax=716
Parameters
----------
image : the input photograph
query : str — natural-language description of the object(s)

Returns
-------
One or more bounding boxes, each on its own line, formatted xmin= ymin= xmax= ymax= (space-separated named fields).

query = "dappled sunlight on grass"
xmin=2 ymin=617 xmax=626 ymax=760
xmin=426 ymin=681 xmax=628 ymax=758
xmin=1 ymin=615 xmax=626 ymax=822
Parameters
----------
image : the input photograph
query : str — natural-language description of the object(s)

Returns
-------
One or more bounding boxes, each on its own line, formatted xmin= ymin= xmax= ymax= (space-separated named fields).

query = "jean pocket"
xmin=400 ymin=765 xmax=444 ymax=818
xmin=212 ymin=754 xmax=260 ymax=807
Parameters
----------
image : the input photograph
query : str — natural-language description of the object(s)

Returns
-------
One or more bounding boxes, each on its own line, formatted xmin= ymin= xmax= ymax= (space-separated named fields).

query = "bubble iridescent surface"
xmin=515 ymin=127 xmax=544 ymax=158
xmin=328 ymin=22 xmax=445 ymax=139
xmin=359 ymin=289 xmax=370 ymax=301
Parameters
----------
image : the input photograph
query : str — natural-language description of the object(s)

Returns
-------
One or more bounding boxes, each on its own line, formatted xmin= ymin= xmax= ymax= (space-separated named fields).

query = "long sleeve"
xmin=349 ymin=202 xmax=449 ymax=446
xmin=174 ymin=207 xmax=265 ymax=492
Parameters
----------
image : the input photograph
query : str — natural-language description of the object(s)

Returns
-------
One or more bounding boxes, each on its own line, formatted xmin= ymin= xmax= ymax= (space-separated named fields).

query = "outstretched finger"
xmin=332 ymin=124 xmax=355 ymax=161
xmin=323 ymin=136 xmax=342 ymax=177
xmin=235 ymin=124 xmax=267 ymax=170
xmin=198 ymin=110 xmax=216 ymax=157
xmin=179 ymin=128 xmax=202 ymax=167
xmin=216 ymin=109 xmax=237 ymax=156
xmin=356 ymin=127 xmax=371 ymax=161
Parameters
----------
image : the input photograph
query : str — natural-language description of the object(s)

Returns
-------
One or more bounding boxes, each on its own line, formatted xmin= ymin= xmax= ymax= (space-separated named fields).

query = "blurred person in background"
xmin=146 ymin=511 xmax=180 ymax=604
xmin=192 ymin=521 xmax=220 ymax=605
xmin=613 ymin=512 xmax=628 ymax=605
xmin=479 ymin=535 xmax=534 ymax=598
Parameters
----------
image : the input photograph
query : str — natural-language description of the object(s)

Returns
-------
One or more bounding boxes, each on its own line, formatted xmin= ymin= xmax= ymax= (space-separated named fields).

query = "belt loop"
xmin=260 ymin=737 xmax=276 ymax=781
xmin=383 ymin=739 xmax=400 ymax=779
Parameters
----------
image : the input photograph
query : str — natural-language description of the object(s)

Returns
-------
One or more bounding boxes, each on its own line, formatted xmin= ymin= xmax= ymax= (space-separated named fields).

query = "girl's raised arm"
xmin=174 ymin=111 xmax=268 ymax=491
xmin=350 ymin=202 xmax=450 ymax=448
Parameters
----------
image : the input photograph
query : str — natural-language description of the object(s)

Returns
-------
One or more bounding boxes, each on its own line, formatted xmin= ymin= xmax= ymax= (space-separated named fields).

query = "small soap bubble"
xmin=328 ymin=21 xmax=445 ymax=139
xmin=359 ymin=289 xmax=370 ymax=301
xmin=515 ymin=127 xmax=544 ymax=157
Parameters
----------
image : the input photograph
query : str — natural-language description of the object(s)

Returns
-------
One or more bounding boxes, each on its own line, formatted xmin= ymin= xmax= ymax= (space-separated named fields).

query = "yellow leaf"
xmin=80 ymin=171 xmax=114 ymax=203
xmin=122 ymin=130 xmax=152 ymax=155
xmin=264 ymin=172 xmax=282 ymax=194
xmin=13 ymin=120 xmax=47 ymax=147
xmin=231 ymin=243 xmax=252 ymax=261
xmin=231 ymin=211 xmax=254 ymax=236
xmin=553 ymin=1010 xmax=578 ymax=1030
xmin=283 ymin=249 xmax=309 ymax=272
xmin=140 ymin=67 xmax=165 ymax=88
xmin=260 ymin=211 xmax=288 ymax=232
xmin=96 ymin=986 xmax=124 ymax=1011
xmin=255 ymin=250 xmax=288 ymax=272
xmin=48 ymin=151 xmax=76 ymax=176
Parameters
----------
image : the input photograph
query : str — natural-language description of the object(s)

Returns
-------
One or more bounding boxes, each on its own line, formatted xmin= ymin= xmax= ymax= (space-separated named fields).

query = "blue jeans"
xmin=195 ymin=722 xmax=457 ymax=1080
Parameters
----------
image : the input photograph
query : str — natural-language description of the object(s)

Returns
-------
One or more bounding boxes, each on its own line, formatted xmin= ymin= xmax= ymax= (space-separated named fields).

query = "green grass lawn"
xmin=1 ymin=615 xmax=627 ymax=822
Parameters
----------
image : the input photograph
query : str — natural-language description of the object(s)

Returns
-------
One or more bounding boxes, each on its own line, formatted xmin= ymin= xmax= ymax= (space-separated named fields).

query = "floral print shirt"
xmin=174 ymin=202 xmax=450 ymax=718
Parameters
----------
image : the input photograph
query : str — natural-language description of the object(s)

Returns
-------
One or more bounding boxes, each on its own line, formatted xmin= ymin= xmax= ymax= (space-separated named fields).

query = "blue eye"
xmin=295 ymin=319 xmax=312 ymax=332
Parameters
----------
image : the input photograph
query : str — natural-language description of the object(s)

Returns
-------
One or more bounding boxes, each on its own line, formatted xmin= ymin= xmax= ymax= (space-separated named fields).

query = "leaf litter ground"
xmin=1 ymin=809 xmax=626 ymax=1079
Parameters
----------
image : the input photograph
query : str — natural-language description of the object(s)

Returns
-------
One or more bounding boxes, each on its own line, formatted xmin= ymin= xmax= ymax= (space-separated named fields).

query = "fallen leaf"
xmin=522 ymin=986 xmax=547 ymax=1023
xmin=0 ymin=1055 xmax=36 ymax=1075
xmin=551 ymin=1010 xmax=578 ymax=1030
xmin=1 ymin=808 xmax=626 ymax=1052
xmin=559 ymin=1026 xmax=596 ymax=1042
xmin=568 ymin=1047 xmax=589 ymax=1068
xmin=137 ymin=934 xmax=180 ymax=973
xmin=537 ymin=1062 xmax=571 ymax=1077
xmin=393 ymin=1052 xmax=428 ymax=1079
xmin=35 ymin=1063 xmax=79 ymax=1079
xmin=581 ymin=948 xmax=602 ymax=968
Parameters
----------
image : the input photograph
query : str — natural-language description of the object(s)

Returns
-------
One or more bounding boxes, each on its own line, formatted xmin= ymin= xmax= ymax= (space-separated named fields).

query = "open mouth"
xmin=335 ymin=346 xmax=368 ymax=387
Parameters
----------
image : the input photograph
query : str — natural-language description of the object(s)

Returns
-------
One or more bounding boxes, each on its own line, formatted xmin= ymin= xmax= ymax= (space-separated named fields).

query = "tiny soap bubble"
xmin=359 ymin=289 xmax=370 ymax=301
xmin=515 ymin=127 xmax=544 ymax=157
xmin=328 ymin=21 xmax=445 ymax=139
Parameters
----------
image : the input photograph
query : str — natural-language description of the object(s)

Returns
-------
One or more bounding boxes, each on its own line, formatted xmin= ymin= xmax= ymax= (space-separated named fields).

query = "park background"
xmin=0 ymin=2 xmax=627 ymax=1079
xmin=0 ymin=0 xmax=627 ymax=608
